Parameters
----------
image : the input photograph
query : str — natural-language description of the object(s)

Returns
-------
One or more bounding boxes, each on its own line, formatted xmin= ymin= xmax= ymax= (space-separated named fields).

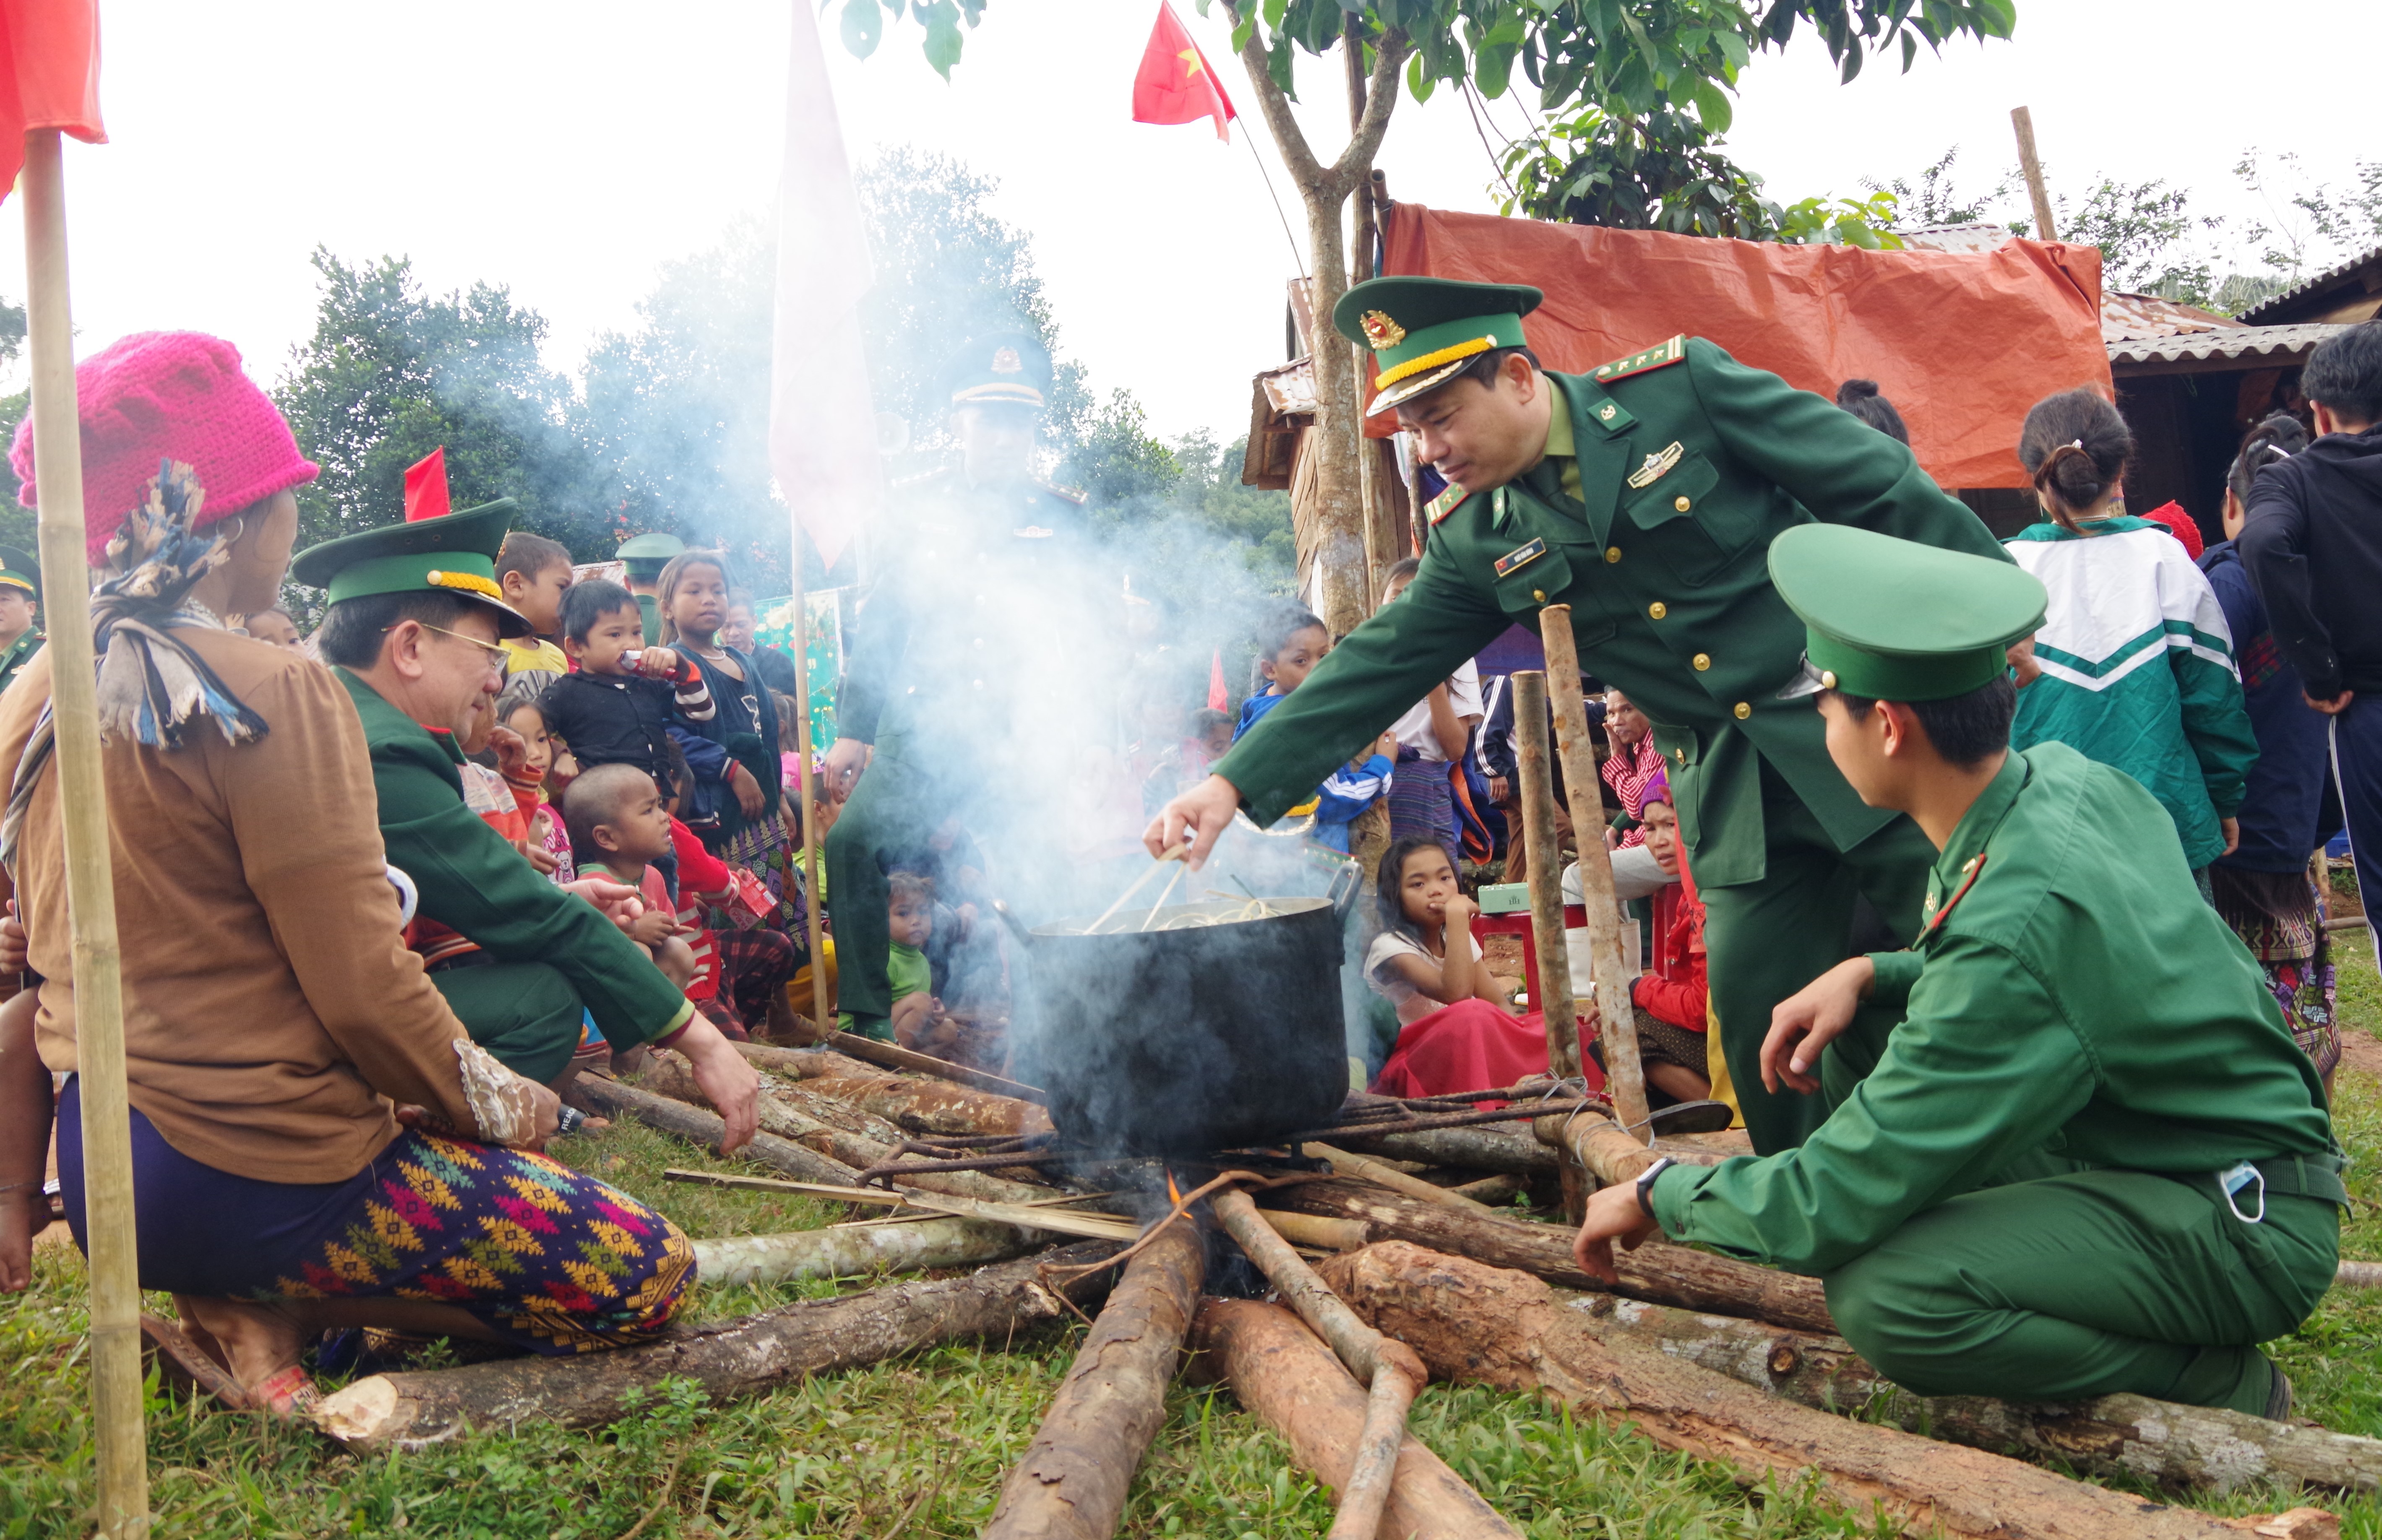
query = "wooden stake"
xmin=1509 ymin=671 xmax=1588 ymax=1221
xmin=1538 ymin=606 xmax=1650 ymax=1143
xmin=23 ymin=127 xmax=148 ymax=1539
xmin=2011 ymin=107 xmax=2057 ymax=241
xmin=783 ymin=549 xmax=831 ymax=1038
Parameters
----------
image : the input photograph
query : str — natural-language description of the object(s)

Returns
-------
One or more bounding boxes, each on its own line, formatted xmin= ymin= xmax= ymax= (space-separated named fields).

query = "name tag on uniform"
xmin=1626 ymin=441 xmax=1684 ymax=489
xmin=1493 ymin=537 xmax=1548 ymax=578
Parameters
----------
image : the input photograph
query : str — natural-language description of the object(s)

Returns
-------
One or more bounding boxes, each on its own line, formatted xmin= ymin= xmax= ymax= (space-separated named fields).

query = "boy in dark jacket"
xmin=540 ymin=580 xmax=715 ymax=789
xmin=2239 ymin=320 xmax=2382 ymax=970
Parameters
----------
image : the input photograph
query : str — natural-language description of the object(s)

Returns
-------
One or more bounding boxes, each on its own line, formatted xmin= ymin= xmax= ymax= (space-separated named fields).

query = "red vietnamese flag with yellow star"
xmin=1132 ymin=1 xmax=1235 ymax=142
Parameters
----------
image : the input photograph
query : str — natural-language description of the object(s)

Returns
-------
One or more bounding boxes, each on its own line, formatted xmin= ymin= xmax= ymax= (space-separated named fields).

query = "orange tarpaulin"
xmin=1377 ymin=204 xmax=2108 ymax=491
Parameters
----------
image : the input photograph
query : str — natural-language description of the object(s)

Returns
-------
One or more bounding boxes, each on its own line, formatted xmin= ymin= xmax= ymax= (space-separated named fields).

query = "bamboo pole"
xmin=1538 ymin=606 xmax=1650 ymax=1143
xmin=783 ymin=549 xmax=831 ymax=1038
xmin=2011 ymin=107 xmax=2057 ymax=242
xmin=22 ymin=127 xmax=148 ymax=1537
xmin=1509 ymin=670 xmax=1588 ymax=1222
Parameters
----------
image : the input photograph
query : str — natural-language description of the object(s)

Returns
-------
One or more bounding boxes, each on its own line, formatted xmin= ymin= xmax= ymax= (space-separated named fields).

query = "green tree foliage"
xmin=2056 ymin=177 xmax=2221 ymax=305
xmin=274 ymin=250 xmax=592 ymax=562
xmin=1873 ymin=145 xmax=2023 ymax=230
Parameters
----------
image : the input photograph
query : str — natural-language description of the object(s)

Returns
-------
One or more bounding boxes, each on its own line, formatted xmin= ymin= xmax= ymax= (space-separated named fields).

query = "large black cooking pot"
xmin=1028 ymin=884 xmax=1355 ymax=1155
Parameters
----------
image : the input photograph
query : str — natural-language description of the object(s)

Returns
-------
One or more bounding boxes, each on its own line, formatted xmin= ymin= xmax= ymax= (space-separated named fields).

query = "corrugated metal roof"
xmin=1257 ymin=357 xmax=1316 ymax=419
xmin=2236 ymin=243 xmax=2382 ymax=325
xmin=1897 ymin=222 xmax=2012 ymax=253
xmin=2107 ymin=322 xmax=2347 ymax=367
xmin=2102 ymin=290 xmax=2239 ymax=344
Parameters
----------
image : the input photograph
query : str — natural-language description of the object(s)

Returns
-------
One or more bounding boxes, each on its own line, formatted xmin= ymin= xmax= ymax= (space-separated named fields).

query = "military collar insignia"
xmin=1426 ymin=484 xmax=1471 ymax=525
xmin=1359 ymin=310 xmax=1407 ymax=350
xmin=1626 ymin=442 xmax=1685 ymax=489
xmin=1923 ymin=854 xmax=1988 ymax=936
xmin=1493 ymin=537 xmax=1547 ymax=578
xmin=1014 ymin=525 xmax=1054 ymax=539
xmin=1591 ymin=335 xmax=1688 ymax=384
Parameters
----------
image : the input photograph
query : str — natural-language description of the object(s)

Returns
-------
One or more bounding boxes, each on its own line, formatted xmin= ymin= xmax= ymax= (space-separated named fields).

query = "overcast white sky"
xmin=0 ymin=0 xmax=2366 ymax=445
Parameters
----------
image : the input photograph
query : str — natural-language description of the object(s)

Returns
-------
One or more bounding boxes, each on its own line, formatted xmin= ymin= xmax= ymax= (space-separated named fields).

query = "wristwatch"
xmin=1634 ymin=1156 xmax=1676 ymax=1221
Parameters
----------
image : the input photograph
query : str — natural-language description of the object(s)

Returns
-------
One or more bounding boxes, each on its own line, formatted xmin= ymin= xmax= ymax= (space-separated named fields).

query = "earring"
xmin=217 ymin=515 xmax=245 ymax=545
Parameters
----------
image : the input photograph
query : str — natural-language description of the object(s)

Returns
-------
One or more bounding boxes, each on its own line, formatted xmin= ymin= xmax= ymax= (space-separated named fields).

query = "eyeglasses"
xmin=389 ymin=621 xmax=509 ymax=678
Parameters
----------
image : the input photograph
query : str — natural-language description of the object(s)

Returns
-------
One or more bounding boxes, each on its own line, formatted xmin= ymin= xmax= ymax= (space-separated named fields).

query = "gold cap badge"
xmin=991 ymin=347 xmax=1022 ymax=374
xmin=1358 ymin=310 xmax=1406 ymax=351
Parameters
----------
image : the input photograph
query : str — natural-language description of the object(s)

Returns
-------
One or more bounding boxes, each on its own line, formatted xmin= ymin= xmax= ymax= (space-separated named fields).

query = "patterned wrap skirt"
xmin=2210 ymin=865 xmax=2341 ymax=1081
xmin=58 ymin=1079 xmax=695 ymax=1355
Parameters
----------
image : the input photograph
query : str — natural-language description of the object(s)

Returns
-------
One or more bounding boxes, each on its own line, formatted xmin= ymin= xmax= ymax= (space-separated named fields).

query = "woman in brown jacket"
xmin=0 ymin=332 xmax=696 ymax=1413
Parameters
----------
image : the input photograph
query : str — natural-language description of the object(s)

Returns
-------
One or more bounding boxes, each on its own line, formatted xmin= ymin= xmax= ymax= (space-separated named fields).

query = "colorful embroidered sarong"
xmin=58 ymin=1081 xmax=693 ymax=1355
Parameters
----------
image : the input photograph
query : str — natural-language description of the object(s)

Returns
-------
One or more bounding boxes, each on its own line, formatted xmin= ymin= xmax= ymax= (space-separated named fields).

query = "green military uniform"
xmin=825 ymin=332 xmax=1089 ymax=1035
xmin=618 ymin=532 xmax=685 ymax=645
xmin=0 ymin=545 xmax=44 ymax=697
xmin=1215 ymin=278 xmax=2008 ymax=1151
xmin=292 ymin=499 xmax=696 ymax=1081
xmin=1647 ymin=525 xmax=2342 ymax=1415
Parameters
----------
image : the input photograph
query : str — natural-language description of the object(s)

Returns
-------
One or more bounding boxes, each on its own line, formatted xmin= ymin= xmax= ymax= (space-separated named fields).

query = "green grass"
xmin=5 ymin=961 xmax=2381 ymax=1537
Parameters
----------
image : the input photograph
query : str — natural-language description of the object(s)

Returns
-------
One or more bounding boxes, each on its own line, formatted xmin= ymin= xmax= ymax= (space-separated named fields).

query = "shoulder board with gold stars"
xmin=1426 ymin=484 xmax=1473 ymax=526
xmin=1591 ymin=335 xmax=1687 ymax=385
xmin=1033 ymin=478 xmax=1088 ymax=506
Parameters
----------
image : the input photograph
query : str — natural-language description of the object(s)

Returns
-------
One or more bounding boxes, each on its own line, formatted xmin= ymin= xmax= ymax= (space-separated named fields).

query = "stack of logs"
xmin=301 ymin=1037 xmax=2376 ymax=1540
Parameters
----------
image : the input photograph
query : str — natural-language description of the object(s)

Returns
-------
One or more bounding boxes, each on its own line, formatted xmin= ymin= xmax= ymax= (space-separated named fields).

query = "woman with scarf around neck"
xmin=0 ymin=334 xmax=696 ymax=1416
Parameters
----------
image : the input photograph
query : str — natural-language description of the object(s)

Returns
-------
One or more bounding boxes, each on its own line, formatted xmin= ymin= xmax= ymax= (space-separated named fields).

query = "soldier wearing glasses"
xmin=294 ymin=493 xmax=761 ymax=1142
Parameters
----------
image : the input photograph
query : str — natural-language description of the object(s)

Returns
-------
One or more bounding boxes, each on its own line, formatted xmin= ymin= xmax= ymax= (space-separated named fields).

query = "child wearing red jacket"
xmin=663 ymin=750 xmax=798 ymax=1038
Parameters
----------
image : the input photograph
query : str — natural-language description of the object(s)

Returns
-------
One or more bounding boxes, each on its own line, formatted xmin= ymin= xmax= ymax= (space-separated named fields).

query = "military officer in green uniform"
xmin=294 ymin=497 xmax=759 ymax=1145
xmin=1571 ymin=525 xmax=2341 ymax=1415
xmin=0 ymin=544 xmax=43 ymax=696
xmin=618 ymin=531 xmax=686 ymax=645
xmin=1147 ymin=277 xmax=2009 ymax=1152
xmin=820 ymin=332 xmax=1091 ymax=1039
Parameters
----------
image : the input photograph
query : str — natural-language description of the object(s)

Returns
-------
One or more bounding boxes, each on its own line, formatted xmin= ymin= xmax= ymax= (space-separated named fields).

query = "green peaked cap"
xmin=0 ymin=544 xmax=39 ymax=598
xmin=942 ymin=330 xmax=1054 ymax=411
xmin=615 ymin=530 xmax=684 ymax=579
xmin=1768 ymin=525 xmax=2046 ymax=702
xmin=289 ymin=499 xmax=534 ymax=638
xmin=1333 ymin=276 xmax=1543 ymax=415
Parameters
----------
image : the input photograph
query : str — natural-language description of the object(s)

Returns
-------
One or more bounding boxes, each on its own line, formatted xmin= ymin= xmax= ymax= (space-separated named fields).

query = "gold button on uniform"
xmin=1604 ymin=546 xmax=1621 ymax=564
xmin=1531 ymin=588 xmax=1546 ymax=603
xmin=1647 ymin=601 xmax=1668 ymax=620
xmin=1692 ymin=653 xmax=1711 ymax=671
xmin=1674 ymin=495 xmax=1691 ymax=512
xmin=1733 ymin=702 xmax=1751 ymax=720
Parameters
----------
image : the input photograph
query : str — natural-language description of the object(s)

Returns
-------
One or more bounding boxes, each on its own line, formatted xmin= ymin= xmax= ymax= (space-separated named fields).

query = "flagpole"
xmin=22 ymin=126 xmax=149 ymax=1538
xmin=784 ymin=542 xmax=831 ymax=1040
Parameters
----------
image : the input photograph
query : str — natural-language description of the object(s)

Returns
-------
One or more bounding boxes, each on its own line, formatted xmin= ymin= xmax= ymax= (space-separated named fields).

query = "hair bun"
xmin=1835 ymin=379 xmax=1882 ymax=404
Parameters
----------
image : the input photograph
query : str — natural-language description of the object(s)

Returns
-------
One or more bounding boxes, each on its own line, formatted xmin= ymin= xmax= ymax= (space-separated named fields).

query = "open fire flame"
xmin=1165 ymin=1165 xmax=1183 ymax=1208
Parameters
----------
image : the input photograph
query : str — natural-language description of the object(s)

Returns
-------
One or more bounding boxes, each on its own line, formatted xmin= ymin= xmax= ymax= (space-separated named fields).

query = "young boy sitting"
xmin=541 ymin=579 xmax=714 ymax=790
xmin=562 ymin=762 xmax=698 ymax=991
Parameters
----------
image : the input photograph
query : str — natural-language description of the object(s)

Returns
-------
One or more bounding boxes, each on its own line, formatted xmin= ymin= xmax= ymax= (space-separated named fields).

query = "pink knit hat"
xmin=10 ymin=331 xmax=319 ymax=566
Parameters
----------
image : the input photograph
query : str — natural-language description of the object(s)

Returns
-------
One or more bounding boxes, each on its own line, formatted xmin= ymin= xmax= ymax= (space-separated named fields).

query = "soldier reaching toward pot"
xmin=1147 ymin=277 xmax=2012 ymax=1153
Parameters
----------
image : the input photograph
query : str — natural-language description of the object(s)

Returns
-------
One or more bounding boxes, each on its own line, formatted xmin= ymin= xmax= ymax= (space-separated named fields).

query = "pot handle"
xmin=1326 ymin=858 xmax=1362 ymax=923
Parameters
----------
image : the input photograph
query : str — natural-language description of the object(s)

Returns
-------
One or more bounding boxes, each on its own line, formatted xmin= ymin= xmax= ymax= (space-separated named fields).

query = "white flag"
xmin=768 ymin=0 xmax=880 ymax=572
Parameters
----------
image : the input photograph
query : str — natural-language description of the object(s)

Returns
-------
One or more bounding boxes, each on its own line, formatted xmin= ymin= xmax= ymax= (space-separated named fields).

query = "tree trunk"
xmin=576 ymin=1074 xmax=862 ymax=1187
xmin=1322 ymin=1243 xmax=2253 ymax=1540
xmin=1185 ymin=1299 xmax=1525 ymax=1540
xmin=689 ymin=1217 xmax=1041 ymax=1288
xmin=311 ymin=1242 xmax=1119 ymax=1453
xmin=801 ymin=1071 xmax=1054 ymax=1139
xmin=631 ymin=1053 xmax=1056 ymax=1204
xmin=1586 ymin=1293 xmax=2382 ymax=1494
xmin=983 ymin=1219 xmax=1205 ymax=1539
xmin=1266 ymin=1176 xmax=1834 ymax=1334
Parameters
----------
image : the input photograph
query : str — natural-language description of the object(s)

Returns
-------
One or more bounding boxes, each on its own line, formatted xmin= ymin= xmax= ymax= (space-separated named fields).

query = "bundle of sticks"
xmin=278 ymin=1037 xmax=2377 ymax=1540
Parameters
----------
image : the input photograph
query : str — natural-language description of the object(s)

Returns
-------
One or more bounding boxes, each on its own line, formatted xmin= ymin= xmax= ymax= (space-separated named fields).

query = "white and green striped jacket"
xmin=2004 ymin=518 xmax=2258 ymax=870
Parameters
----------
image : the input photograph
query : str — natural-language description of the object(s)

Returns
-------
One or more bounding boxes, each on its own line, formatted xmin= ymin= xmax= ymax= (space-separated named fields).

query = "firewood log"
xmin=1328 ymin=1122 xmax=1554 ymax=1175
xmin=1577 ymin=1294 xmax=2382 ymax=1494
xmin=800 ymin=1071 xmax=1055 ymax=1139
xmin=1185 ymin=1299 xmax=1524 ymax=1540
xmin=575 ymin=1075 xmax=860 ymax=1187
xmin=311 ymin=1242 xmax=1119 ymax=1453
xmin=734 ymin=1042 xmax=879 ymax=1080
xmin=813 ymin=1029 xmax=1048 ymax=1102
xmin=1266 ymin=1177 xmax=1833 ymax=1334
xmin=1321 ymin=1242 xmax=2253 ymax=1540
xmin=983 ymin=1219 xmax=1204 ymax=1539
xmin=689 ymin=1217 xmax=1041 ymax=1288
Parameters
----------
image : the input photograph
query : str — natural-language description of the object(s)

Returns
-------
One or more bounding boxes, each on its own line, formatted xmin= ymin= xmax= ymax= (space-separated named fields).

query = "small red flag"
xmin=0 ymin=0 xmax=106 ymax=206
xmin=403 ymin=447 xmax=452 ymax=523
xmin=1131 ymin=2 xmax=1235 ymax=143
xmin=1207 ymin=649 xmax=1228 ymax=712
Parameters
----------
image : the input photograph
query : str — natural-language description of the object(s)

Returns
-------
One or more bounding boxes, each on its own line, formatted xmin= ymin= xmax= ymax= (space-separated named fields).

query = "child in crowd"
xmin=1600 ymin=689 xmax=1671 ymax=895
xmin=1141 ymin=706 xmax=1234 ymax=814
xmin=495 ymin=676 xmax=573 ymax=883
xmin=1379 ymin=559 xmax=1483 ymax=869
xmin=657 ymin=550 xmax=779 ymax=849
xmin=495 ymin=531 xmax=573 ymax=676
xmin=660 ymin=741 xmax=797 ymax=1040
xmin=237 ymin=606 xmax=304 ymax=651
xmin=1366 ymin=836 xmax=1588 ymax=1101
xmin=541 ymin=579 xmax=715 ymax=793
xmin=875 ymin=871 xmax=939 ymax=1048
xmin=562 ymin=763 xmax=698 ymax=990
xmin=1235 ymin=603 xmax=1394 ymax=854
xmin=2005 ymin=389 xmax=2257 ymax=895
xmin=1616 ymin=792 xmax=1713 ymax=1103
